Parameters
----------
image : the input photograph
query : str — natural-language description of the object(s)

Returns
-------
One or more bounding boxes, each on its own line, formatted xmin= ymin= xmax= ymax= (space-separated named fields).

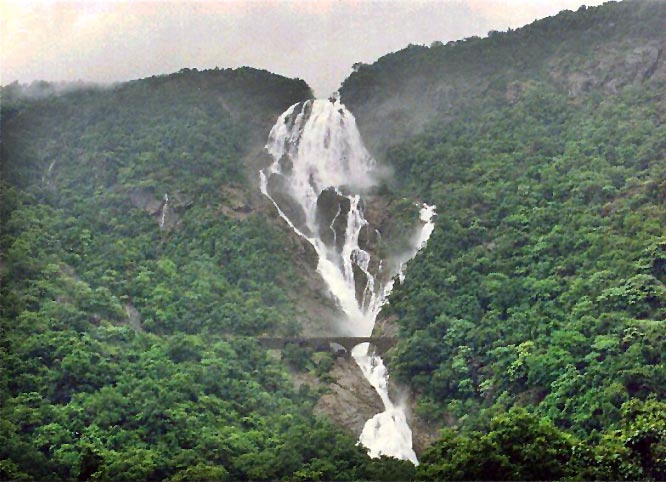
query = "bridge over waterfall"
xmin=258 ymin=336 xmax=398 ymax=358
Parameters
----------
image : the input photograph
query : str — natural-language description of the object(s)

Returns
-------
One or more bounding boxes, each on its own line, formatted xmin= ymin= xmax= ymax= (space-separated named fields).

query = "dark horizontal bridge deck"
xmin=258 ymin=336 xmax=398 ymax=356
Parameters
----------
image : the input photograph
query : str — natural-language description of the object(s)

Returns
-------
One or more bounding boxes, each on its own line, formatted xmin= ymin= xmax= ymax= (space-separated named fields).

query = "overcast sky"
xmin=2 ymin=0 xmax=607 ymax=96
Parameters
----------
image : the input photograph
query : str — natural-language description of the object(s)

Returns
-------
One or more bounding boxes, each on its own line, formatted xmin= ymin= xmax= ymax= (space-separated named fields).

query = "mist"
xmin=3 ymin=0 xmax=606 ymax=97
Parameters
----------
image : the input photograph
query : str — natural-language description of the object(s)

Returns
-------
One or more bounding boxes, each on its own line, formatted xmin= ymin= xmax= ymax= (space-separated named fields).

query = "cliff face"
xmin=340 ymin=1 xmax=666 ymax=159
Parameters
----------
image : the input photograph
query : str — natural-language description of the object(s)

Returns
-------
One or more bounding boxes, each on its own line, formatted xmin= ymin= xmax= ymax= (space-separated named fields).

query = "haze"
xmin=2 ymin=0 xmax=607 ymax=97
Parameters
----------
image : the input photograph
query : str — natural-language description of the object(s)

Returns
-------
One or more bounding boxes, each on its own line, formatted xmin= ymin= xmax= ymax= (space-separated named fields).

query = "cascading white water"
xmin=160 ymin=193 xmax=169 ymax=229
xmin=261 ymin=98 xmax=435 ymax=464
xmin=354 ymin=203 xmax=435 ymax=464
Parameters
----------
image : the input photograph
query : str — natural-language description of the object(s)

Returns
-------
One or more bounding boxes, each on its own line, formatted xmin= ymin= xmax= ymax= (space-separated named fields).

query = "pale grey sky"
xmin=2 ymin=0 xmax=608 ymax=96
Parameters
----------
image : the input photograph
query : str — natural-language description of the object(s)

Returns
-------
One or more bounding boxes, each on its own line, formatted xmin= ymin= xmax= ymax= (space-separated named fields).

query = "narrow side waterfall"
xmin=160 ymin=193 xmax=169 ymax=229
xmin=261 ymin=98 xmax=435 ymax=464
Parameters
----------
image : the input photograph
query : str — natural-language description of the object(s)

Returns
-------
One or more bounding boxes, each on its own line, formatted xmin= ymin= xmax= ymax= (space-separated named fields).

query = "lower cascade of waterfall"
xmin=260 ymin=97 xmax=435 ymax=464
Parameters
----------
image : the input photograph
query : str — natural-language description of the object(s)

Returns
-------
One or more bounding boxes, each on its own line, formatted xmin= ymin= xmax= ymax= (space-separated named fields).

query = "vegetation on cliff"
xmin=0 ymin=68 xmax=420 ymax=480
xmin=2 ymin=1 xmax=666 ymax=480
xmin=341 ymin=1 xmax=666 ymax=479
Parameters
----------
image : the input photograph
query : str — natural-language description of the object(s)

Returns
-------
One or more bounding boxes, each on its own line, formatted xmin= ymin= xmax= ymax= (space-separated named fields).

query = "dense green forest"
xmin=2 ymin=1 xmax=666 ymax=480
xmin=342 ymin=1 xmax=666 ymax=479
xmin=0 ymin=68 xmax=420 ymax=480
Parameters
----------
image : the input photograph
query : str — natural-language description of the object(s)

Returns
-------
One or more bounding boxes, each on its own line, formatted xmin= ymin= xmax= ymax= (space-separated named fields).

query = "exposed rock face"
xmin=625 ymin=44 xmax=661 ymax=80
xmin=312 ymin=349 xmax=442 ymax=456
xmin=352 ymin=263 xmax=369 ymax=308
xmin=128 ymin=186 xmax=181 ymax=229
xmin=358 ymin=196 xmax=390 ymax=283
xmin=124 ymin=303 xmax=143 ymax=332
xmin=314 ymin=357 xmax=385 ymax=437
xmin=219 ymin=186 xmax=252 ymax=220
xmin=550 ymin=41 xmax=666 ymax=97
xmin=406 ymin=400 xmax=443 ymax=456
xmin=266 ymin=172 xmax=308 ymax=232
xmin=372 ymin=314 xmax=401 ymax=338
xmin=316 ymin=187 xmax=350 ymax=252
xmin=358 ymin=223 xmax=381 ymax=253
xmin=278 ymin=153 xmax=293 ymax=174
xmin=307 ymin=316 xmax=443 ymax=456
xmin=129 ymin=186 xmax=163 ymax=215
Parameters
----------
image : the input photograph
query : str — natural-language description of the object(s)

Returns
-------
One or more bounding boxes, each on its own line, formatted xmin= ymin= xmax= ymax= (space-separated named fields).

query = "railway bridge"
xmin=258 ymin=336 xmax=398 ymax=358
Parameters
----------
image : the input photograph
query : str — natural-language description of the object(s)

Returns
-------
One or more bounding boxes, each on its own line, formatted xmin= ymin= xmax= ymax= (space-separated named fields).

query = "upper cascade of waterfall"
xmin=261 ymin=98 xmax=384 ymax=333
xmin=266 ymin=98 xmax=377 ymax=200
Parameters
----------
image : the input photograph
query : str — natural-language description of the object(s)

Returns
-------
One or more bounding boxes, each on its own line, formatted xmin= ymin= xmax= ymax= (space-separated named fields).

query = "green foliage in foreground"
xmin=1 ymin=322 xmax=364 ymax=481
xmin=417 ymin=402 xmax=666 ymax=481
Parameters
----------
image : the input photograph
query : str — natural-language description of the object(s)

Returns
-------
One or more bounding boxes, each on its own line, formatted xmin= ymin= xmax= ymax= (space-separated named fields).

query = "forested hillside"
xmin=341 ymin=1 xmax=666 ymax=479
xmin=3 ymin=1 xmax=666 ymax=480
xmin=343 ymin=1 xmax=666 ymax=156
xmin=0 ymin=68 xmax=418 ymax=480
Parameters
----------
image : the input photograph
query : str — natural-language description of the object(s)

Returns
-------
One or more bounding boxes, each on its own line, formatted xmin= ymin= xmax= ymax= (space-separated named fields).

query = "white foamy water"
xmin=160 ymin=193 xmax=169 ymax=229
xmin=261 ymin=98 xmax=435 ymax=464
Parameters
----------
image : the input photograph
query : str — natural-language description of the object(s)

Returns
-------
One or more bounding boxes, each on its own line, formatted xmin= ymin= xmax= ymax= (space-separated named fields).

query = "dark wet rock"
xmin=358 ymin=224 xmax=381 ymax=253
xmin=316 ymin=187 xmax=350 ymax=252
xmin=352 ymin=262 xmax=368 ymax=307
xmin=278 ymin=153 xmax=293 ymax=174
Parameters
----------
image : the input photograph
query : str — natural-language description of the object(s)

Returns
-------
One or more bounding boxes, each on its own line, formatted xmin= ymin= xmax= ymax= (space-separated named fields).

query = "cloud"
xmin=1 ymin=0 xmax=606 ymax=95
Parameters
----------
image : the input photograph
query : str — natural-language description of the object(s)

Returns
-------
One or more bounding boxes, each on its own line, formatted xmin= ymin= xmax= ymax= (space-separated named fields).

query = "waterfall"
xmin=43 ymin=159 xmax=56 ymax=187
xmin=261 ymin=98 xmax=435 ymax=464
xmin=160 ymin=193 xmax=169 ymax=229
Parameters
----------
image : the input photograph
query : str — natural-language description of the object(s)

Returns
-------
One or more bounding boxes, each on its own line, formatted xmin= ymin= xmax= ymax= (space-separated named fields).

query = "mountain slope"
xmin=342 ymin=0 xmax=666 ymax=157
xmin=341 ymin=1 xmax=666 ymax=479
xmin=2 ymin=2 xmax=666 ymax=479
xmin=0 ymin=68 xmax=420 ymax=481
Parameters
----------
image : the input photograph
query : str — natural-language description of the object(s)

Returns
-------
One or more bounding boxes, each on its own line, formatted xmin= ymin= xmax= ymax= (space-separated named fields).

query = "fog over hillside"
xmin=3 ymin=0 xmax=605 ymax=96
